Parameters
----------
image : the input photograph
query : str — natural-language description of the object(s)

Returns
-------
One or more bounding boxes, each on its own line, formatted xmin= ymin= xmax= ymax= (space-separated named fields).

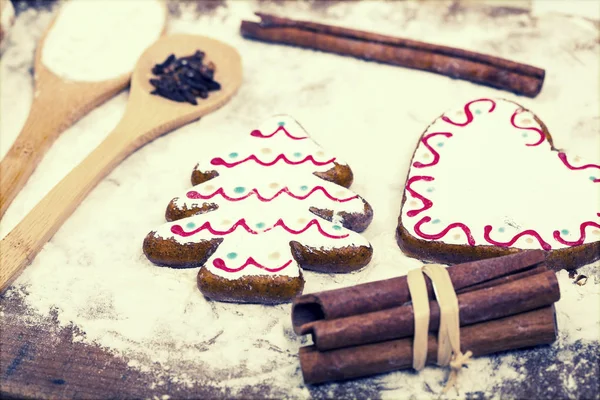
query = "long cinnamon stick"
xmin=241 ymin=13 xmax=545 ymax=97
xmin=292 ymin=250 xmax=545 ymax=332
xmin=299 ymin=306 xmax=557 ymax=384
xmin=303 ymin=270 xmax=559 ymax=351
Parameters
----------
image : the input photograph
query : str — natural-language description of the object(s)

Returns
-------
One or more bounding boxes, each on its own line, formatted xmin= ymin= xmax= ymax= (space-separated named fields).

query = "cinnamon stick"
xmin=459 ymin=264 xmax=547 ymax=293
xmin=292 ymin=250 xmax=546 ymax=332
xmin=302 ymin=270 xmax=559 ymax=351
xmin=241 ymin=13 xmax=545 ymax=97
xmin=299 ymin=306 xmax=557 ymax=384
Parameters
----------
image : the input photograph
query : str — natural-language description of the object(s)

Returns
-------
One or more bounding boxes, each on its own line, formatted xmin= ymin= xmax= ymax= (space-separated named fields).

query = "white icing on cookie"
xmin=153 ymin=216 xmax=366 ymax=279
xmin=400 ymin=98 xmax=600 ymax=250
xmin=151 ymin=115 xmax=372 ymax=280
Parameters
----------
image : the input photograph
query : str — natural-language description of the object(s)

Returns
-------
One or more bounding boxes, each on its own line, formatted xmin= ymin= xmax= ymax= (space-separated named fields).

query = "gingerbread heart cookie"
xmin=144 ymin=116 xmax=373 ymax=304
xmin=397 ymin=98 xmax=600 ymax=270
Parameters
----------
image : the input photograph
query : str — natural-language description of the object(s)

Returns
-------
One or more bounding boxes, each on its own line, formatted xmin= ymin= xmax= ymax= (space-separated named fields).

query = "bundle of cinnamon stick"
xmin=241 ymin=13 xmax=545 ymax=97
xmin=292 ymin=250 xmax=559 ymax=384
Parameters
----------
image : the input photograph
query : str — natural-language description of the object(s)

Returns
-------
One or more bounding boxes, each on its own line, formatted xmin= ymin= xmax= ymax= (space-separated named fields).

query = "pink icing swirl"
xmin=441 ymin=98 xmax=496 ymax=127
xmin=553 ymin=215 xmax=600 ymax=246
xmin=557 ymin=152 xmax=600 ymax=170
xmin=413 ymin=132 xmax=453 ymax=168
xmin=558 ymin=152 xmax=600 ymax=182
xmin=211 ymin=154 xmax=335 ymax=168
xmin=213 ymin=257 xmax=293 ymax=273
xmin=510 ymin=109 xmax=545 ymax=147
xmin=172 ymin=219 xmax=257 ymax=236
xmin=271 ymin=218 xmax=348 ymax=238
xmin=250 ymin=126 xmax=308 ymax=140
xmin=483 ymin=225 xmax=552 ymax=251
xmin=171 ymin=218 xmax=349 ymax=239
xmin=186 ymin=186 xmax=359 ymax=203
xmin=405 ymin=176 xmax=434 ymax=217
xmin=414 ymin=216 xmax=476 ymax=246
xmin=405 ymin=99 xmax=597 ymax=251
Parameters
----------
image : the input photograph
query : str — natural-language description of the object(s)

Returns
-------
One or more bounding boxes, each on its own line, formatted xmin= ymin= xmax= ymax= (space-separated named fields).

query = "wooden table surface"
xmin=1 ymin=1 xmax=598 ymax=399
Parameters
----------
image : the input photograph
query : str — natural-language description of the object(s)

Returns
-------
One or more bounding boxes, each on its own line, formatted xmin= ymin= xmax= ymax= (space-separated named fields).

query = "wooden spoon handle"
xmin=0 ymin=97 xmax=72 ymax=218
xmin=0 ymin=73 xmax=129 ymax=219
xmin=0 ymin=128 xmax=131 ymax=291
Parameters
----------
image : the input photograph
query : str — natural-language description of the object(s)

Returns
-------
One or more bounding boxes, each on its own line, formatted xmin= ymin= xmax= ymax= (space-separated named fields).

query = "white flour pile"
xmin=0 ymin=0 xmax=15 ymax=46
xmin=42 ymin=0 xmax=165 ymax=81
xmin=1 ymin=1 xmax=599 ymax=398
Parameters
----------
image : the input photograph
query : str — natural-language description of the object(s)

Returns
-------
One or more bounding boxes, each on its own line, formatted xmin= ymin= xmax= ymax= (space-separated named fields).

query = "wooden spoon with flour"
xmin=0 ymin=0 xmax=167 ymax=218
xmin=0 ymin=34 xmax=243 ymax=292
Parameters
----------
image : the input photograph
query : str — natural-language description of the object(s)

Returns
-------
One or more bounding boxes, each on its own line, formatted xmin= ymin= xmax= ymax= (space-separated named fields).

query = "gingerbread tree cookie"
xmin=144 ymin=116 xmax=374 ymax=303
xmin=397 ymin=98 xmax=600 ymax=270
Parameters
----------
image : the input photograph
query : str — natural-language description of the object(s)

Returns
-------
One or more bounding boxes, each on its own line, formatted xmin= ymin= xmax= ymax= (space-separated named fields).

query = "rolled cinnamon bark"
xmin=459 ymin=264 xmax=547 ymax=293
xmin=241 ymin=13 xmax=545 ymax=97
xmin=292 ymin=250 xmax=545 ymax=332
xmin=299 ymin=306 xmax=557 ymax=384
xmin=303 ymin=270 xmax=559 ymax=351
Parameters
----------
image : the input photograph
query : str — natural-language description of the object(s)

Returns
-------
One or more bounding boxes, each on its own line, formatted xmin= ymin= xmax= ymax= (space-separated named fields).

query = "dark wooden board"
xmin=0 ymin=293 xmax=268 ymax=399
xmin=2 ymin=290 xmax=599 ymax=400
xmin=1 ymin=1 xmax=599 ymax=399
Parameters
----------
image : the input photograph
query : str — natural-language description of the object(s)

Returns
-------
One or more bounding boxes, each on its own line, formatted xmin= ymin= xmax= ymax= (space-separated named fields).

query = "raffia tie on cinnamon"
xmin=407 ymin=264 xmax=473 ymax=393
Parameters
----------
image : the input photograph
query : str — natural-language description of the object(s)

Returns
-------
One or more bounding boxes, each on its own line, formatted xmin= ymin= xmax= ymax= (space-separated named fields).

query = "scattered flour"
xmin=0 ymin=1 xmax=598 ymax=398
xmin=555 ymin=267 xmax=600 ymax=343
xmin=42 ymin=0 xmax=165 ymax=81
xmin=0 ymin=0 xmax=15 ymax=46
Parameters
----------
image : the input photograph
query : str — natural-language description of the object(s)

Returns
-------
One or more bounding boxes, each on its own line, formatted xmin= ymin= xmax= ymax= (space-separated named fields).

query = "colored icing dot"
xmin=336 ymin=190 xmax=346 ymax=197
xmin=575 ymin=156 xmax=581 ymax=162
xmin=409 ymin=200 xmax=417 ymax=206
xmin=226 ymin=252 xmax=237 ymax=259
xmin=590 ymin=176 xmax=597 ymax=181
xmin=261 ymin=148 xmax=272 ymax=154
xmin=229 ymin=152 xmax=238 ymax=158
xmin=522 ymin=133 xmax=528 ymax=138
xmin=526 ymin=238 xmax=534 ymax=244
xmin=300 ymin=185 xmax=309 ymax=191
xmin=332 ymin=225 xmax=342 ymax=230
xmin=269 ymin=252 xmax=280 ymax=260
xmin=475 ymin=109 xmax=482 ymax=115
xmin=293 ymin=152 xmax=302 ymax=158
xmin=316 ymin=151 xmax=325 ymax=156
xmin=205 ymin=185 xmax=214 ymax=191
xmin=426 ymin=187 xmax=435 ymax=193
xmin=499 ymin=227 xmax=505 ymax=233
xmin=422 ymin=153 xmax=430 ymax=159
xmin=298 ymin=218 xmax=307 ymax=224
xmin=522 ymin=118 xmax=532 ymax=124
xmin=453 ymin=234 xmax=461 ymax=240
xmin=593 ymin=229 xmax=600 ymax=236
xmin=222 ymin=219 xmax=231 ymax=225
xmin=256 ymin=222 xmax=265 ymax=229
xmin=437 ymin=142 xmax=444 ymax=147
xmin=186 ymin=222 xmax=196 ymax=229
xmin=432 ymin=219 xmax=440 ymax=224
xmin=561 ymin=229 xmax=569 ymax=235
xmin=234 ymin=186 xmax=245 ymax=193
xmin=278 ymin=121 xmax=285 ymax=126
xmin=269 ymin=182 xmax=279 ymax=189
